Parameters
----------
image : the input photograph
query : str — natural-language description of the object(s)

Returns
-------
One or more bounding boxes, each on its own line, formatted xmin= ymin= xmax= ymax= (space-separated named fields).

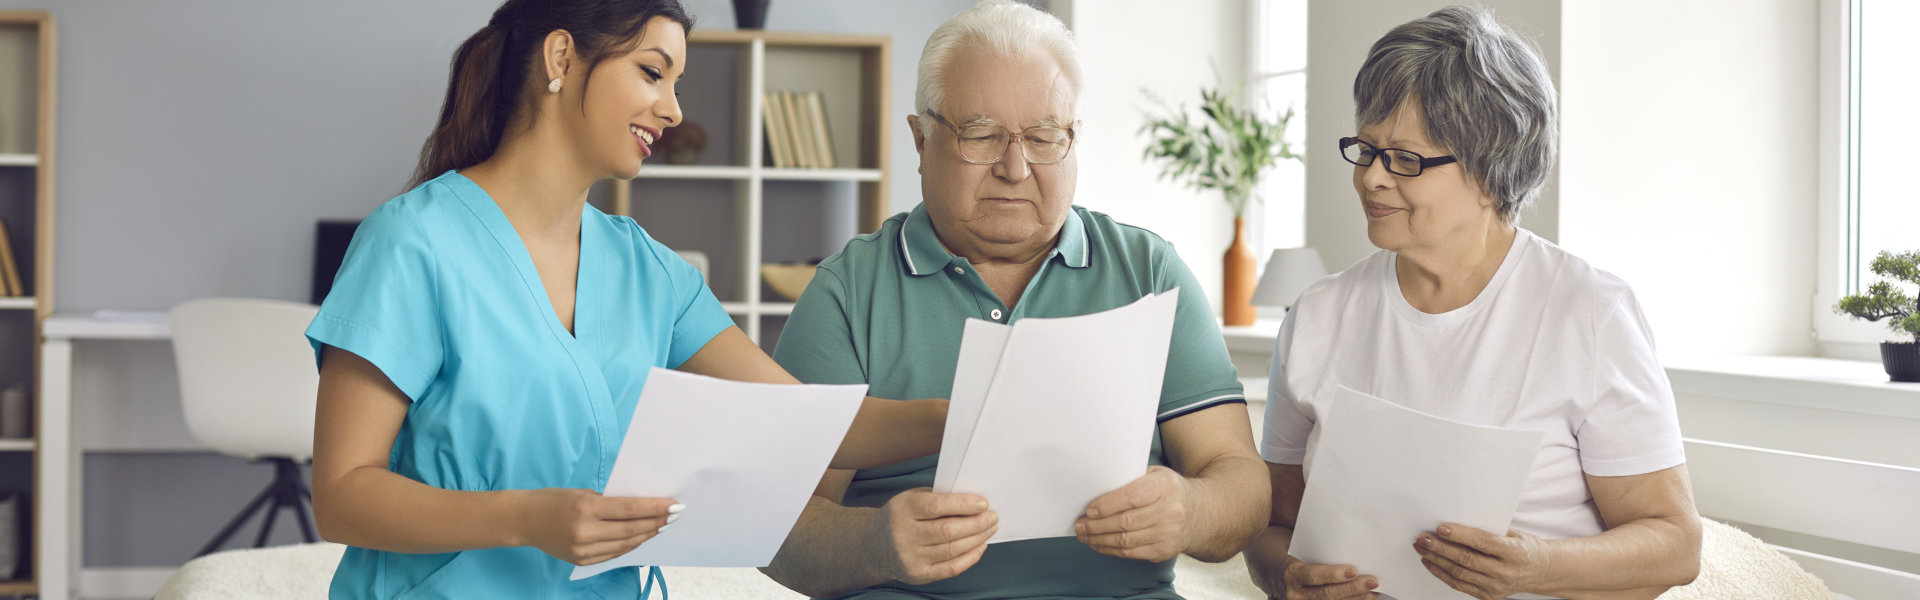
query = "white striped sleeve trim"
xmin=1156 ymin=393 xmax=1247 ymax=421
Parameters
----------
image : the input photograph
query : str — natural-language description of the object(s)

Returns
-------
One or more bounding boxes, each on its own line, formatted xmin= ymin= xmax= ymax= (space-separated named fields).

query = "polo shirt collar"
xmin=898 ymin=203 xmax=1092 ymax=276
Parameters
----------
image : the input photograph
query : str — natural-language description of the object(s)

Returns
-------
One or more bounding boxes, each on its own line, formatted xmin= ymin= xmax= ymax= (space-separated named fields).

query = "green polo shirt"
xmin=772 ymin=204 xmax=1245 ymax=600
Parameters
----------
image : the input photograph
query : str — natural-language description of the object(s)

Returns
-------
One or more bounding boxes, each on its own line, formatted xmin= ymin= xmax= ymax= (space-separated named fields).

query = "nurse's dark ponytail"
xmin=410 ymin=0 xmax=695 ymax=189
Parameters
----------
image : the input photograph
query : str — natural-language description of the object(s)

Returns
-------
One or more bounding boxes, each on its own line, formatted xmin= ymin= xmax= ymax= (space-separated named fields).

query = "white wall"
xmin=1057 ymin=0 xmax=1248 ymax=312
xmin=1558 ymin=0 xmax=1819 ymax=357
xmin=1304 ymin=0 xmax=1560 ymax=274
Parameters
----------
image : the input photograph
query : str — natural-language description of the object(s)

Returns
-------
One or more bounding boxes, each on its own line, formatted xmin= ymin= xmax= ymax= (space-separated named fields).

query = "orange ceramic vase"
xmin=1223 ymin=217 xmax=1256 ymax=326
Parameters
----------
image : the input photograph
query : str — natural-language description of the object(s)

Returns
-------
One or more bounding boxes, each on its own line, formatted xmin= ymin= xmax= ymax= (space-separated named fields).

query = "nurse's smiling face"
xmin=558 ymin=16 xmax=687 ymax=180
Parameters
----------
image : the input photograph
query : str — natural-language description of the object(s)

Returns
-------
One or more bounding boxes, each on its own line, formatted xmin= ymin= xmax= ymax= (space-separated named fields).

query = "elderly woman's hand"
xmin=1414 ymin=523 xmax=1551 ymax=600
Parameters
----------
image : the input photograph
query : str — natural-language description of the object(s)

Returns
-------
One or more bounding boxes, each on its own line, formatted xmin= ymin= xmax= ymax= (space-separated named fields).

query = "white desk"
xmin=38 ymin=315 xmax=171 ymax=600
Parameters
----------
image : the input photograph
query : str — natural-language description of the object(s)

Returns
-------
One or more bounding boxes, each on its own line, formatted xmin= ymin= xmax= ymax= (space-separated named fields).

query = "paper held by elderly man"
xmin=1293 ymin=386 xmax=1546 ymax=600
xmin=570 ymin=368 xmax=867 ymax=579
xmin=933 ymin=289 xmax=1180 ymax=544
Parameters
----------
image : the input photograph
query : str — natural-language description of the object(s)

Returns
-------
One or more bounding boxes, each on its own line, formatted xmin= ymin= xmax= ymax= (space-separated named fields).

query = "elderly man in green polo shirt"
xmin=760 ymin=2 xmax=1270 ymax=598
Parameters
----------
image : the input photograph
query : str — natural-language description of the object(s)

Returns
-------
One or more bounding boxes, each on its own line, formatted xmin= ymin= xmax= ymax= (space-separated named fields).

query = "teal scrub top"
xmin=306 ymin=171 xmax=735 ymax=599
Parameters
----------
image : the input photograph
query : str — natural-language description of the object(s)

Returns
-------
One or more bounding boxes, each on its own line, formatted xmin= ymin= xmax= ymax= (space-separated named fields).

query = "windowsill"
xmin=1663 ymin=355 xmax=1920 ymax=420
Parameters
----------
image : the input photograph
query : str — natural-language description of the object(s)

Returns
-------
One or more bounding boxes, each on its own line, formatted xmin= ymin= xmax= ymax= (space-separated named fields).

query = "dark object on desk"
xmin=312 ymin=220 xmax=361 ymax=305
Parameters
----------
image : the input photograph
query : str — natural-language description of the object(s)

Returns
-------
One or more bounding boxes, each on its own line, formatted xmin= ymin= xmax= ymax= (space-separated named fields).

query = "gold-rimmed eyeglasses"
xmin=925 ymin=110 xmax=1077 ymax=165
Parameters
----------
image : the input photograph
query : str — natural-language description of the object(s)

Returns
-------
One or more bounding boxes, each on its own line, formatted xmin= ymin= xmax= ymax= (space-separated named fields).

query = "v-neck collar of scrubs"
xmin=443 ymin=171 xmax=601 ymax=347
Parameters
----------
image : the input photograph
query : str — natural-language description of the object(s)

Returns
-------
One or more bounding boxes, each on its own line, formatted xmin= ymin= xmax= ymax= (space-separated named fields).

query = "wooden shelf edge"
xmin=691 ymin=30 xmax=890 ymax=48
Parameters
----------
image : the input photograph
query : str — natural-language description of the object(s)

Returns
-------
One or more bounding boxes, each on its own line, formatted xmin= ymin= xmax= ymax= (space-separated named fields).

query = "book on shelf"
xmin=0 ymin=219 xmax=21 ymax=297
xmin=762 ymin=91 xmax=794 ymax=168
xmin=805 ymin=91 xmax=836 ymax=169
xmin=782 ymin=91 xmax=816 ymax=168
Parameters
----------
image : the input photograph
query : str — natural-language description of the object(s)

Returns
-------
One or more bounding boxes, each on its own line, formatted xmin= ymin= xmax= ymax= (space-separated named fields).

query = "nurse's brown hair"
xmin=409 ymin=0 xmax=695 ymax=189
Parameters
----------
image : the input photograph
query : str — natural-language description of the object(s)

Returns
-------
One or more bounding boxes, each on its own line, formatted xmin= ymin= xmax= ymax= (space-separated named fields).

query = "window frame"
xmin=1813 ymin=0 xmax=1893 ymax=358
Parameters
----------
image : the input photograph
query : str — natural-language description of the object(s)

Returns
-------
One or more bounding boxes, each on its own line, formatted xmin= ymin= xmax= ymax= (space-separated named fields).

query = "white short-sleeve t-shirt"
xmin=1261 ymin=228 xmax=1685 ymax=540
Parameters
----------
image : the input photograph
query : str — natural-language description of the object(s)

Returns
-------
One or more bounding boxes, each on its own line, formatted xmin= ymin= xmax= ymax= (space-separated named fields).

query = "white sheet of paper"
xmin=933 ymin=318 xmax=1012 ymax=492
xmin=569 ymin=368 xmax=867 ymax=580
xmin=934 ymin=289 xmax=1180 ymax=544
xmin=1291 ymin=386 xmax=1544 ymax=600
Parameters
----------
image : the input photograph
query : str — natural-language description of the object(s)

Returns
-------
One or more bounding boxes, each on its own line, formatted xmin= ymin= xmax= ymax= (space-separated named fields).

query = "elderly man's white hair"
xmin=914 ymin=0 xmax=1083 ymax=137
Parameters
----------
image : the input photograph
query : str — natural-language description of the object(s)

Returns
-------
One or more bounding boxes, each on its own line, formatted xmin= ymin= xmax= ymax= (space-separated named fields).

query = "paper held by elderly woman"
xmin=933 ymin=290 xmax=1180 ymax=544
xmin=1293 ymin=386 xmax=1545 ymax=600
xmin=570 ymin=368 xmax=868 ymax=579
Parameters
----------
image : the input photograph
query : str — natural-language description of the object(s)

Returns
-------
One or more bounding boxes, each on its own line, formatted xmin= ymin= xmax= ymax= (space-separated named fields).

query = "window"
xmin=1248 ymin=0 xmax=1308 ymax=257
xmin=1817 ymin=0 xmax=1920 ymax=352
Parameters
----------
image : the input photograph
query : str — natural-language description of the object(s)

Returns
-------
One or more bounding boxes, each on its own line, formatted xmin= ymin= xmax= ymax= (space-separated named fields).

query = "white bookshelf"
xmin=0 ymin=11 xmax=55 ymax=598
xmin=612 ymin=31 xmax=890 ymax=345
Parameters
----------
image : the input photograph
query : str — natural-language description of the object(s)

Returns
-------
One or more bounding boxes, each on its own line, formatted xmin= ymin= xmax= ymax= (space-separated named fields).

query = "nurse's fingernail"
xmin=668 ymin=503 xmax=687 ymax=514
xmin=666 ymin=513 xmax=682 ymax=525
xmin=658 ymin=522 xmax=675 ymax=533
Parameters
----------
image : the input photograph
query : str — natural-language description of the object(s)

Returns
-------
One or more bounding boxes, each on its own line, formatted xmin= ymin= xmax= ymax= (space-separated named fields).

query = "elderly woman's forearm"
xmin=1244 ymin=525 xmax=1297 ymax=596
xmin=1180 ymin=454 xmax=1272 ymax=561
xmin=1530 ymin=516 xmax=1702 ymax=597
xmin=760 ymin=496 xmax=895 ymax=596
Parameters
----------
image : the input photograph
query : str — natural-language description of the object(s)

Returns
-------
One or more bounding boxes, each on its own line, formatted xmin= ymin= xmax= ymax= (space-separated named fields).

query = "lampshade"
xmin=1250 ymin=247 xmax=1328 ymax=309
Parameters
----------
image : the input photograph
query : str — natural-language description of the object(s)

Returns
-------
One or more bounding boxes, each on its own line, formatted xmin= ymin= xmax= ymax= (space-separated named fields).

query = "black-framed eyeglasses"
xmin=1338 ymin=137 xmax=1456 ymax=177
xmin=926 ymin=110 xmax=1077 ymax=165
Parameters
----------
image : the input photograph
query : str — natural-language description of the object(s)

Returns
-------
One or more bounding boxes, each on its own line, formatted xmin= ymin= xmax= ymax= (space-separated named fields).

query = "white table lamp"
xmin=1250 ymin=247 xmax=1328 ymax=311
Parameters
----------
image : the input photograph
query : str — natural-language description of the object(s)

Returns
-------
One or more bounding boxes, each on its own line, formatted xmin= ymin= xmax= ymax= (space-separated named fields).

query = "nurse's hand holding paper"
xmin=516 ymin=488 xmax=683 ymax=567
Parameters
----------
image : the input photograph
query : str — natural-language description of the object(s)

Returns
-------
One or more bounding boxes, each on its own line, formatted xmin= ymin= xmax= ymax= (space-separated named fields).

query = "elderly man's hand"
xmin=877 ymin=487 xmax=998 ymax=585
xmin=1414 ymin=524 xmax=1551 ymax=600
xmin=1074 ymin=465 xmax=1191 ymax=562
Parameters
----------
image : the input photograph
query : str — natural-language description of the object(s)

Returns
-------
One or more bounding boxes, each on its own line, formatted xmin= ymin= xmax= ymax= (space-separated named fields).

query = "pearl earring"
xmin=548 ymin=78 xmax=562 ymax=93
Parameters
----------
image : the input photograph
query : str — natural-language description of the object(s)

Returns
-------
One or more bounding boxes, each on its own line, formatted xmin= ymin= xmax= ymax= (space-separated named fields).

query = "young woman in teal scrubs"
xmin=305 ymin=1 xmax=945 ymax=597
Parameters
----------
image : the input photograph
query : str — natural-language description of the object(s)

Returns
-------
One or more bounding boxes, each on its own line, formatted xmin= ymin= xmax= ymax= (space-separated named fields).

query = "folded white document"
xmin=570 ymin=368 xmax=867 ymax=579
xmin=934 ymin=290 xmax=1180 ymax=543
xmin=1292 ymin=386 xmax=1543 ymax=600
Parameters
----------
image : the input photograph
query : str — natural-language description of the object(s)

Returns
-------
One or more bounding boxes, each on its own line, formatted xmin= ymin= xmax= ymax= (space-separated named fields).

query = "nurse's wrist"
xmin=496 ymin=489 xmax=535 ymax=548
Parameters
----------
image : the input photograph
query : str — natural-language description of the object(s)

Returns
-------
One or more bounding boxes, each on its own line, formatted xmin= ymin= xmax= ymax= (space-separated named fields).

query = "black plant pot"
xmin=1882 ymin=342 xmax=1920 ymax=383
xmin=733 ymin=0 xmax=770 ymax=29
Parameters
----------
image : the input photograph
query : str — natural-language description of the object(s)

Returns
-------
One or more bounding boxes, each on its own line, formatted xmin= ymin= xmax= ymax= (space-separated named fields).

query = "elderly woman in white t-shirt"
xmin=1245 ymin=7 xmax=1701 ymax=600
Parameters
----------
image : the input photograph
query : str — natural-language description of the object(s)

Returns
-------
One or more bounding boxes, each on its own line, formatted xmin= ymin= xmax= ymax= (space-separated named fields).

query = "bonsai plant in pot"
xmin=1140 ymin=84 xmax=1300 ymax=325
xmin=1834 ymin=249 xmax=1920 ymax=382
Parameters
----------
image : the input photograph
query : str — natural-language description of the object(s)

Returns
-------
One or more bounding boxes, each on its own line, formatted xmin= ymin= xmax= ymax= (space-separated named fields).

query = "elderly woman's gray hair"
xmin=914 ymin=0 xmax=1083 ymax=138
xmin=1356 ymin=5 xmax=1556 ymax=222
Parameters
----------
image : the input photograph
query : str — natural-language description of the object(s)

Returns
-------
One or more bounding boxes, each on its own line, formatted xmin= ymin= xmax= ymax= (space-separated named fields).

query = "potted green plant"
xmin=1834 ymin=250 xmax=1920 ymax=382
xmin=1140 ymin=84 xmax=1301 ymax=326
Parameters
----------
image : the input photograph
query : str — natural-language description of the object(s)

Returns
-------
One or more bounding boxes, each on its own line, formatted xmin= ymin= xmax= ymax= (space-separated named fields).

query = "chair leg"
xmin=199 ymin=457 xmax=322 ymax=556
xmin=292 ymin=491 xmax=319 ymax=543
xmin=253 ymin=499 xmax=282 ymax=548
xmin=196 ymin=484 xmax=277 ymax=557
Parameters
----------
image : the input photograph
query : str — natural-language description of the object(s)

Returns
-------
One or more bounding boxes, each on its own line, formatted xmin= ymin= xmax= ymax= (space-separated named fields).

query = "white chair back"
xmin=169 ymin=298 xmax=321 ymax=461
